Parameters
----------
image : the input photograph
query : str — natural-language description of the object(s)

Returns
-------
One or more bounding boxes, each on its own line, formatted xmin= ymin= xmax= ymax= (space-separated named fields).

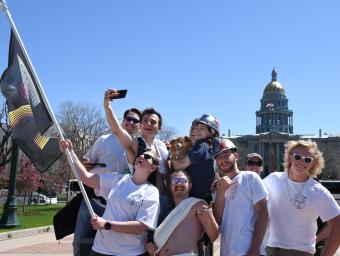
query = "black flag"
xmin=0 ymin=31 xmax=62 ymax=172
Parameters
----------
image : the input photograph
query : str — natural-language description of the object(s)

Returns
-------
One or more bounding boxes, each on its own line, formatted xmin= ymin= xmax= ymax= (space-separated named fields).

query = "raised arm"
xmin=103 ymin=89 xmax=136 ymax=154
xmin=213 ymin=176 xmax=236 ymax=224
xmin=59 ymin=139 xmax=100 ymax=190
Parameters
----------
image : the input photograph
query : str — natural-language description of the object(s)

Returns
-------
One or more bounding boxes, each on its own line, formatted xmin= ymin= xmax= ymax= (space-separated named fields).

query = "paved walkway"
xmin=0 ymin=227 xmax=339 ymax=256
xmin=0 ymin=226 xmax=222 ymax=256
xmin=0 ymin=228 xmax=72 ymax=256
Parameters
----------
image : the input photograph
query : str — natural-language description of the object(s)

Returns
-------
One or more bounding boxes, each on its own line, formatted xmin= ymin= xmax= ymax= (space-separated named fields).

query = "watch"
xmin=104 ymin=221 xmax=111 ymax=230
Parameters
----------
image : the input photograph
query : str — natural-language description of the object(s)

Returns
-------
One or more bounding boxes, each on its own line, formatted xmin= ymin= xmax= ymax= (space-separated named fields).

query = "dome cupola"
xmin=263 ymin=68 xmax=286 ymax=97
xmin=256 ymin=68 xmax=293 ymax=134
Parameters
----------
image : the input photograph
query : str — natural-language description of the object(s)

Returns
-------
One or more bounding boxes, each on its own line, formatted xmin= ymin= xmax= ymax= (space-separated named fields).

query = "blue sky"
xmin=0 ymin=0 xmax=339 ymax=137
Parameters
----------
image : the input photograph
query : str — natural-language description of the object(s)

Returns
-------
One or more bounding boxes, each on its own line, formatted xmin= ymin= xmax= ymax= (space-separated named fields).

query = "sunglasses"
xmin=247 ymin=160 xmax=262 ymax=167
xmin=141 ymin=154 xmax=153 ymax=161
xmin=292 ymin=153 xmax=313 ymax=164
xmin=125 ymin=116 xmax=140 ymax=124
xmin=171 ymin=177 xmax=189 ymax=185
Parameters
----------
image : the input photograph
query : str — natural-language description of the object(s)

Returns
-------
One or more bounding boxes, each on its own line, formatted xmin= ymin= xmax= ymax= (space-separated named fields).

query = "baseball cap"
xmin=246 ymin=153 xmax=263 ymax=165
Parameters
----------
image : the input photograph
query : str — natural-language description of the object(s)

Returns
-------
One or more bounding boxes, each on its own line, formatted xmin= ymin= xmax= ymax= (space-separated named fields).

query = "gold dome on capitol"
xmin=263 ymin=68 xmax=286 ymax=97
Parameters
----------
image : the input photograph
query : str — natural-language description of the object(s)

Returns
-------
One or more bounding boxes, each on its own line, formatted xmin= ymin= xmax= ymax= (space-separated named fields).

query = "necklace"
xmin=286 ymin=174 xmax=308 ymax=209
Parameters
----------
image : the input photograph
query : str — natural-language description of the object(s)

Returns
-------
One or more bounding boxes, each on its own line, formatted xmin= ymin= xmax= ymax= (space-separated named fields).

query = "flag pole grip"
xmin=0 ymin=1 xmax=103 ymax=237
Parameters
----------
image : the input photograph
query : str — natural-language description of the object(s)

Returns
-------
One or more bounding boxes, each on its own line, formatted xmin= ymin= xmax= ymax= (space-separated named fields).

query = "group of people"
xmin=58 ymin=88 xmax=340 ymax=256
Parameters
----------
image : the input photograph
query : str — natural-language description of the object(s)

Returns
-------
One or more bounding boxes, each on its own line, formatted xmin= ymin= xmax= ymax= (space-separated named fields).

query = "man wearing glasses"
xmin=146 ymin=170 xmax=219 ymax=256
xmin=213 ymin=138 xmax=268 ymax=256
xmin=104 ymin=89 xmax=168 ymax=186
xmin=244 ymin=153 xmax=264 ymax=177
xmin=104 ymin=89 xmax=169 ymax=224
xmin=263 ymin=140 xmax=340 ymax=256
xmin=73 ymin=108 xmax=142 ymax=256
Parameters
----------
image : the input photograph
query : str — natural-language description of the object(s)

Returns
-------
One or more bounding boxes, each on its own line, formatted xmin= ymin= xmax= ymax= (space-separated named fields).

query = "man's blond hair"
xmin=283 ymin=139 xmax=324 ymax=177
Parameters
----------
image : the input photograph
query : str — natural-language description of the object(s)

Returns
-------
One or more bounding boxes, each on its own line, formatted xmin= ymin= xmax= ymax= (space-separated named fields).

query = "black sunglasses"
xmin=141 ymin=153 xmax=153 ymax=161
xmin=293 ymin=153 xmax=313 ymax=164
xmin=125 ymin=116 xmax=140 ymax=124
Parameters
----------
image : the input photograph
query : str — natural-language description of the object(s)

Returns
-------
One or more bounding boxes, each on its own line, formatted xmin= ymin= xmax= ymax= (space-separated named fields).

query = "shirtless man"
xmin=146 ymin=170 xmax=219 ymax=256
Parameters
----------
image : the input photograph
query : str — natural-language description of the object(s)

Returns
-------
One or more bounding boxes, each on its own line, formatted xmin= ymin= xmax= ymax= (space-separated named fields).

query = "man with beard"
xmin=213 ymin=139 xmax=268 ymax=256
xmin=146 ymin=170 xmax=219 ymax=256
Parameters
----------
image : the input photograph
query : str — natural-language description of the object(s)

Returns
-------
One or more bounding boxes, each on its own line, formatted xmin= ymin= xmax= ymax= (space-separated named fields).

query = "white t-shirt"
xmin=263 ymin=172 xmax=340 ymax=253
xmin=84 ymin=133 xmax=130 ymax=175
xmin=92 ymin=173 xmax=160 ymax=256
xmin=220 ymin=171 xmax=267 ymax=256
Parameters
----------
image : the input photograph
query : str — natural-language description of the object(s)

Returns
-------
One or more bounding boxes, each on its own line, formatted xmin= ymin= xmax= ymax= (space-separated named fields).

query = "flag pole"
xmin=0 ymin=0 xmax=98 ymax=224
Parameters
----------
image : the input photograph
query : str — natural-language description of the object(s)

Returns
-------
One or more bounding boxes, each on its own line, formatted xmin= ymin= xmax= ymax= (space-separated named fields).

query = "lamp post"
xmin=0 ymin=140 xmax=20 ymax=228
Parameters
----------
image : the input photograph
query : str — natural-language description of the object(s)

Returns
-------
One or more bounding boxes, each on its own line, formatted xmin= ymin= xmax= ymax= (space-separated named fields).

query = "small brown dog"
xmin=169 ymin=136 xmax=192 ymax=161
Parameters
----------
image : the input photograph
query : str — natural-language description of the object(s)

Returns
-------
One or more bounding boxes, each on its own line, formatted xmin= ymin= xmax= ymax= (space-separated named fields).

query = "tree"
xmin=16 ymin=156 xmax=40 ymax=213
xmin=56 ymin=101 xmax=109 ymax=158
xmin=158 ymin=124 xmax=177 ymax=142
xmin=39 ymin=163 xmax=69 ymax=201
xmin=0 ymin=99 xmax=12 ymax=174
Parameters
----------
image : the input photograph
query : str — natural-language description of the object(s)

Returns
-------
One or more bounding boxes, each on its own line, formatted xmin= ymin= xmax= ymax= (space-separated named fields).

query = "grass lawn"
xmin=0 ymin=203 xmax=65 ymax=233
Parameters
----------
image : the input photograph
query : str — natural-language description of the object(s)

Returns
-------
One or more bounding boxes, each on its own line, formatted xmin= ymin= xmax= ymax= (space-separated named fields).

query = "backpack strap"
xmin=136 ymin=137 xmax=147 ymax=157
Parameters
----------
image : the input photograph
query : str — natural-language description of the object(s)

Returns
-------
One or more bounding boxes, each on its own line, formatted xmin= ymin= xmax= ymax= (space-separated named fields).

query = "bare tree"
xmin=56 ymin=101 xmax=109 ymax=158
xmin=0 ymin=99 xmax=12 ymax=172
xmin=158 ymin=124 xmax=177 ymax=142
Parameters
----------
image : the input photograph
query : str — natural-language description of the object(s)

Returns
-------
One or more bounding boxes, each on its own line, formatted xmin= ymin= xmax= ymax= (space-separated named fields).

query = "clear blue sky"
xmin=0 ymin=0 xmax=339 ymax=137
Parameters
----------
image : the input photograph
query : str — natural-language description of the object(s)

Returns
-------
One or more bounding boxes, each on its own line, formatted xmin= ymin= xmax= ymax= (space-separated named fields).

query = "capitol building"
xmin=227 ymin=69 xmax=340 ymax=179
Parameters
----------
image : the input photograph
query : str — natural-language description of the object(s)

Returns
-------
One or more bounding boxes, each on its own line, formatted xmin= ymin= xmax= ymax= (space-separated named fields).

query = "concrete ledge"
xmin=0 ymin=225 xmax=54 ymax=241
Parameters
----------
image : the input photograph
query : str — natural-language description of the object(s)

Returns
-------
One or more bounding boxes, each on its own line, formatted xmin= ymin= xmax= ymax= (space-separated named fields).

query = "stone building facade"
xmin=228 ymin=69 xmax=340 ymax=179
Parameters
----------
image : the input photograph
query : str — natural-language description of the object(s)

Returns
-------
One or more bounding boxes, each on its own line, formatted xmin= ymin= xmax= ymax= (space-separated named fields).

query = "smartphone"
xmin=109 ymin=89 xmax=128 ymax=100
xmin=85 ymin=162 xmax=107 ymax=167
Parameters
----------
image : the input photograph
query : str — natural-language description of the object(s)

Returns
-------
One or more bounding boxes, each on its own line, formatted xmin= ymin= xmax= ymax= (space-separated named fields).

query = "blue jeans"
xmin=73 ymin=198 xmax=105 ymax=256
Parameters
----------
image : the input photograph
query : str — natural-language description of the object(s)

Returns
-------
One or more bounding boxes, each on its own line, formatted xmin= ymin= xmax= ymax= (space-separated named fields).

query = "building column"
xmin=276 ymin=143 xmax=280 ymax=171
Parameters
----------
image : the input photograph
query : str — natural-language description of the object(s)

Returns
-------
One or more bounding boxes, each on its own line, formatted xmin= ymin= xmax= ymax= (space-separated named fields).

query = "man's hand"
xmin=58 ymin=139 xmax=73 ymax=152
xmin=216 ymin=176 xmax=237 ymax=194
xmin=196 ymin=203 xmax=214 ymax=220
xmin=104 ymin=89 xmax=121 ymax=102
xmin=245 ymin=246 xmax=260 ymax=256
xmin=146 ymin=242 xmax=157 ymax=256
xmin=91 ymin=215 xmax=106 ymax=230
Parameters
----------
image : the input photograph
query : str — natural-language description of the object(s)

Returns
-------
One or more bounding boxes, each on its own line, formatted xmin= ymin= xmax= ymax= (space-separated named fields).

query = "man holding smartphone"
xmin=73 ymin=107 xmax=142 ymax=256
xmin=104 ymin=88 xmax=169 ymax=222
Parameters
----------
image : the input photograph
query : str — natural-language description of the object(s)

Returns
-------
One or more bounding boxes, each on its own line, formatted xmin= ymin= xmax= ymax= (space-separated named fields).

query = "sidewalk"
xmin=0 ymin=226 xmax=222 ymax=256
xmin=0 ymin=227 xmax=72 ymax=256
xmin=0 ymin=227 xmax=339 ymax=256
